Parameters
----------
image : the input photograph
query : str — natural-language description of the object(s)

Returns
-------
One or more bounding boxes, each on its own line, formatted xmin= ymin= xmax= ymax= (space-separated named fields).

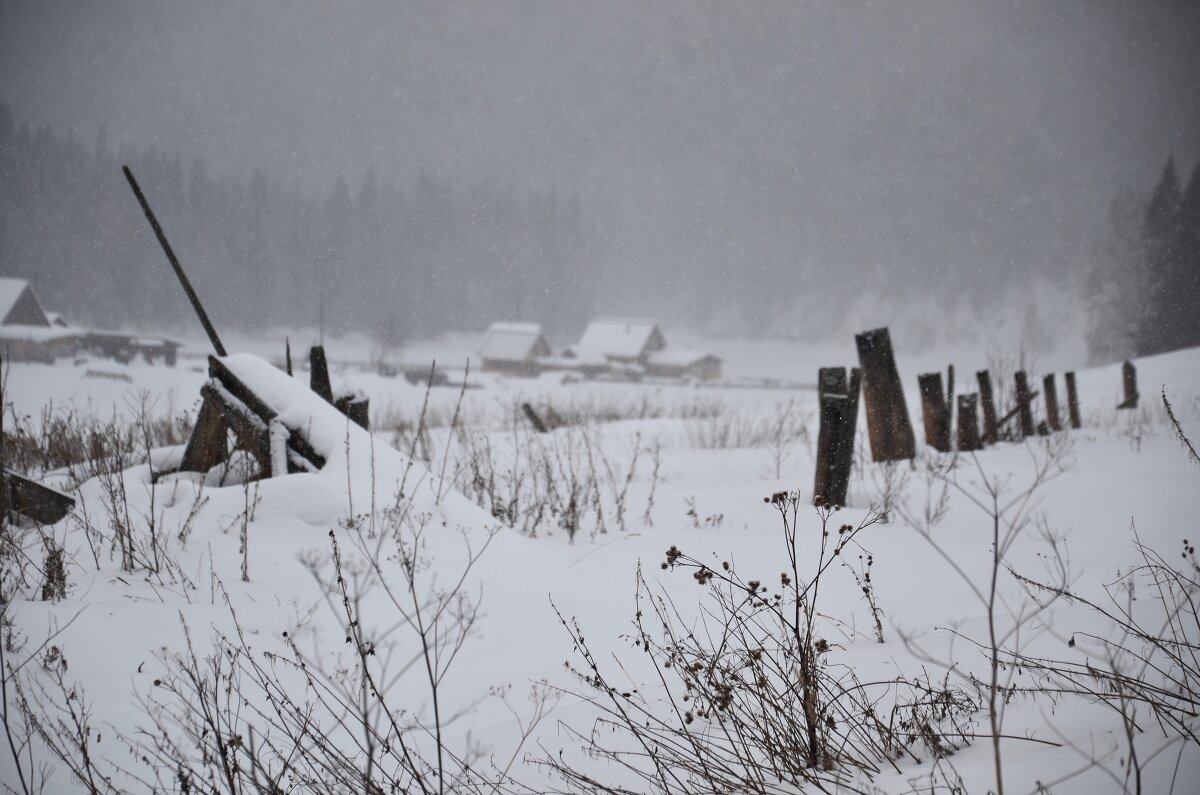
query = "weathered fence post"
xmin=179 ymin=392 xmax=231 ymax=473
xmin=1118 ymin=360 xmax=1138 ymax=409
xmin=854 ymin=328 xmax=915 ymax=462
xmin=843 ymin=367 xmax=862 ymax=460
xmin=945 ymin=364 xmax=955 ymax=436
xmin=1043 ymin=373 xmax=1061 ymax=432
xmin=310 ymin=346 xmax=334 ymax=403
xmin=956 ymin=394 xmax=982 ymax=452
xmin=977 ymin=370 xmax=998 ymax=445
xmin=334 ymin=394 xmax=371 ymax=430
xmin=814 ymin=367 xmax=856 ymax=507
xmin=1064 ymin=371 xmax=1081 ymax=429
xmin=522 ymin=402 xmax=548 ymax=433
xmin=123 ymin=166 xmax=227 ymax=356
xmin=917 ymin=372 xmax=952 ymax=452
xmin=1014 ymin=371 xmax=1036 ymax=438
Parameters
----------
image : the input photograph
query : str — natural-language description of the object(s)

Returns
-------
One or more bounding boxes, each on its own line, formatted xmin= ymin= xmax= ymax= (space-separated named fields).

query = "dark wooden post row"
xmin=956 ymin=394 xmax=982 ymax=452
xmin=1118 ymin=360 xmax=1138 ymax=409
xmin=917 ymin=372 xmax=952 ymax=452
xmin=977 ymin=370 xmax=998 ymax=445
xmin=854 ymin=328 xmax=915 ymax=462
xmin=1064 ymin=371 xmax=1081 ymax=429
xmin=1043 ymin=374 xmax=1061 ymax=432
xmin=1014 ymin=371 xmax=1036 ymax=438
xmin=814 ymin=367 xmax=858 ymax=507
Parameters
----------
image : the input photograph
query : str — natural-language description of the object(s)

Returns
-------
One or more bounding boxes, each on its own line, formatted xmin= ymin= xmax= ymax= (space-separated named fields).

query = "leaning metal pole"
xmin=122 ymin=165 xmax=227 ymax=356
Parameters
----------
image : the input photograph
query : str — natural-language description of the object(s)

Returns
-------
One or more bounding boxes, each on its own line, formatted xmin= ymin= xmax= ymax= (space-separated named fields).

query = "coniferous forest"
xmin=0 ymin=101 xmax=596 ymax=344
xmin=3 ymin=96 xmax=1198 ymax=365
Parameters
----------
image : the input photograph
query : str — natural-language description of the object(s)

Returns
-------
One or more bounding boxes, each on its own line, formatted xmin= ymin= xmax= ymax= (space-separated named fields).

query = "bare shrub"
xmin=17 ymin=488 xmax=549 ymax=794
xmin=455 ymin=418 xmax=656 ymax=541
xmin=892 ymin=437 xmax=1075 ymax=795
xmin=3 ymin=396 xmax=191 ymax=488
xmin=542 ymin=495 xmax=982 ymax=793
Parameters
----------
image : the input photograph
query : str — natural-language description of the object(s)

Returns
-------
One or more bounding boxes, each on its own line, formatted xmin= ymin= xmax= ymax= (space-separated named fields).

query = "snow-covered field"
xmin=3 ymin=331 xmax=1199 ymax=794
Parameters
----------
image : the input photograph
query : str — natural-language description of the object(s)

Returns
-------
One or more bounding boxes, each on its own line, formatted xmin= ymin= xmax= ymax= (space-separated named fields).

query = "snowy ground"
xmin=3 ymin=330 xmax=1199 ymax=794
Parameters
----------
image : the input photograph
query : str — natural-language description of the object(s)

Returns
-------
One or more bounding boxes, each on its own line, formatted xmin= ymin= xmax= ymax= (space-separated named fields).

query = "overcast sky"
xmin=2 ymin=1 xmax=1198 ymax=332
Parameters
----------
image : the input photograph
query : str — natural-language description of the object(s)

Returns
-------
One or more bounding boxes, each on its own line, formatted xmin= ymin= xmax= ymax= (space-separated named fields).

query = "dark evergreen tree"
xmin=1174 ymin=161 xmax=1200 ymax=351
xmin=1137 ymin=156 xmax=1183 ymax=356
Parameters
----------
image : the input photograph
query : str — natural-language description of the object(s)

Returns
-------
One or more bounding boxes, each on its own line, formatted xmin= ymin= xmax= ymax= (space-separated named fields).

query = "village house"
xmin=477 ymin=322 xmax=552 ymax=377
xmin=572 ymin=318 xmax=666 ymax=365
xmin=567 ymin=317 xmax=722 ymax=381
xmin=0 ymin=277 xmax=77 ymax=362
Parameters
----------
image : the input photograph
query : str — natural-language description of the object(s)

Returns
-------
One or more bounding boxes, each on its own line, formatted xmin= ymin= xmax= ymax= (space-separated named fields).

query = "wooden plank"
xmin=1043 ymin=374 xmax=1061 ymax=432
xmin=310 ymin=346 xmax=333 ymax=403
xmin=208 ymin=356 xmax=277 ymax=420
xmin=122 ymin=166 xmax=227 ymax=356
xmin=813 ymin=367 xmax=844 ymax=507
xmin=917 ymin=372 xmax=951 ymax=452
xmin=977 ymin=369 xmax=999 ymax=445
xmin=945 ymin=364 xmax=955 ymax=436
xmin=3 ymin=470 xmax=75 ymax=525
xmin=854 ymin=328 xmax=916 ymax=462
xmin=335 ymin=396 xmax=370 ymax=430
xmin=956 ymin=394 xmax=982 ymax=452
xmin=814 ymin=367 xmax=855 ymax=507
xmin=208 ymin=356 xmax=325 ymax=473
xmin=522 ymin=402 xmax=548 ymax=434
xmin=178 ymin=389 xmax=230 ymax=473
xmin=1118 ymin=360 xmax=1138 ymax=409
xmin=1014 ymin=371 xmax=1036 ymax=438
xmin=1065 ymin=371 xmax=1081 ymax=429
xmin=842 ymin=367 xmax=862 ymax=463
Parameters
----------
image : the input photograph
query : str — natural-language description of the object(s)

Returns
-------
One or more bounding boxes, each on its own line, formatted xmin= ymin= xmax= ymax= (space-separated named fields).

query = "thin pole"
xmin=122 ymin=165 xmax=227 ymax=356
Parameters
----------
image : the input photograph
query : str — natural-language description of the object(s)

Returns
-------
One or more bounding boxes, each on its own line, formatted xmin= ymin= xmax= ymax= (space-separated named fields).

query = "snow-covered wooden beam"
xmin=176 ymin=356 xmax=327 ymax=479
xmin=3 ymin=469 xmax=74 ymax=524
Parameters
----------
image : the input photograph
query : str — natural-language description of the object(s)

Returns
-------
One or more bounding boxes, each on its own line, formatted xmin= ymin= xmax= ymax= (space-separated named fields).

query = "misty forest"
xmin=2 ymin=3 xmax=1200 ymax=795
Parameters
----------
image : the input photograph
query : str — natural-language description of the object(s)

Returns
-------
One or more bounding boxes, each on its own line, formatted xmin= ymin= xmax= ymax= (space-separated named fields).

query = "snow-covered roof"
xmin=647 ymin=349 xmax=721 ymax=367
xmin=0 ymin=277 xmax=50 ymax=327
xmin=575 ymin=318 xmax=665 ymax=360
xmin=0 ymin=325 xmax=75 ymax=343
xmin=45 ymin=311 xmax=71 ymax=328
xmin=477 ymin=322 xmax=551 ymax=362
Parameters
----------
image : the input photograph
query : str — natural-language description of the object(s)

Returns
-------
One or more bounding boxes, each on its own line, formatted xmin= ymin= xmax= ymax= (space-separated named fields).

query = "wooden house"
xmin=573 ymin=318 xmax=665 ymax=364
xmin=0 ymin=278 xmax=76 ymax=362
xmin=477 ymin=322 xmax=552 ymax=377
xmin=569 ymin=318 xmax=722 ymax=381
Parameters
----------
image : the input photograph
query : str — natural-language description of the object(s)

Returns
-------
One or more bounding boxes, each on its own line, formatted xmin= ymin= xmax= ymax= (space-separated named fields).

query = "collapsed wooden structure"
xmin=169 ymin=347 xmax=368 ymax=482
xmin=119 ymin=166 xmax=370 ymax=485
xmin=177 ymin=356 xmax=325 ymax=478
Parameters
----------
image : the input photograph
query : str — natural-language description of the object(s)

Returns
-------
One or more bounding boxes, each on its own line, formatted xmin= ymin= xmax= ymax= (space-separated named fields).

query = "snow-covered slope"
xmin=3 ymin=341 xmax=1198 ymax=793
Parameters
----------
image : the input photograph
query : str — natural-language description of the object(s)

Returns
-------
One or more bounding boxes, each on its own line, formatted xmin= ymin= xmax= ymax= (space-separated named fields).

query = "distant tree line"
xmin=1088 ymin=155 xmax=1200 ymax=363
xmin=0 ymin=102 xmax=596 ymax=346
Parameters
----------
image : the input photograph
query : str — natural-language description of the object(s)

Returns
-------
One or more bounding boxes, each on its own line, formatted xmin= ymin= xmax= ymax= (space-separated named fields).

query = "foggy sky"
xmin=2 ymin=1 xmax=1198 ymax=334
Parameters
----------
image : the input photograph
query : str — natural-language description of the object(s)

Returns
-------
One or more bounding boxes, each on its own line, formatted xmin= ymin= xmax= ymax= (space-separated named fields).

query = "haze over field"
xmin=5 ymin=6 xmax=1200 ymax=793
xmin=1 ymin=2 xmax=1198 ymax=343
